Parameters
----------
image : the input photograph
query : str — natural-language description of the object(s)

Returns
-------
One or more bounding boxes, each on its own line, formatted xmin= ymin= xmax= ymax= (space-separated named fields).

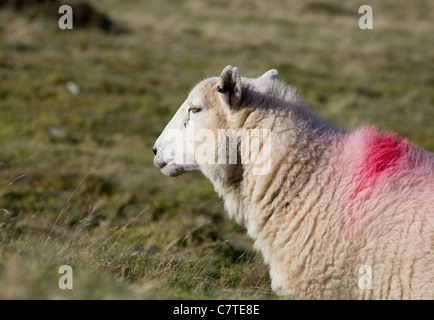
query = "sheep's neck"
xmin=204 ymin=110 xmax=343 ymax=239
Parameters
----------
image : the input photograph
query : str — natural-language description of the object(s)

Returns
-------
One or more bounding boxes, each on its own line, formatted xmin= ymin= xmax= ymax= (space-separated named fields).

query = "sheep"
xmin=152 ymin=65 xmax=434 ymax=299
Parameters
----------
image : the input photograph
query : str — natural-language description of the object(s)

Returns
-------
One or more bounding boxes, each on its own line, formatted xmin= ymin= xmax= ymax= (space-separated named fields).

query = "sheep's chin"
xmin=159 ymin=164 xmax=186 ymax=177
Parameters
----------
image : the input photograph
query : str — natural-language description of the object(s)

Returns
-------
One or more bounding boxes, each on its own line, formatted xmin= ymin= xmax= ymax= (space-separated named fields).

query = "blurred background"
xmin=0 ymin=0 xmax=433 ymax=299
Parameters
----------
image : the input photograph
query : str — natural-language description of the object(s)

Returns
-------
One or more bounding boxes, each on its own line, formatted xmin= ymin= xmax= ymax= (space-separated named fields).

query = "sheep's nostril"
xmin=152 ymin=147 xmax=157 ymax=155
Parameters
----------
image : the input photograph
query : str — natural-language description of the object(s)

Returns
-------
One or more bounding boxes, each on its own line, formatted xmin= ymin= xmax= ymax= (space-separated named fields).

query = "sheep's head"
xmin=153 ymin=65 xmax=278 ymax=177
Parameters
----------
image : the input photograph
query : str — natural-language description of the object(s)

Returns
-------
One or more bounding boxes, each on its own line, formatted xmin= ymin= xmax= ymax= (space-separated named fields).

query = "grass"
xmin=0 ymin=0 xmax=433 ymax=299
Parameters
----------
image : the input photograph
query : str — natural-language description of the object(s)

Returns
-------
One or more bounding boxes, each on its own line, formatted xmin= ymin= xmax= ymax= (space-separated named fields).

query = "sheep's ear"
xmin=217 ymin=65 xmax=242 ymax=108
xmin=261 ymin=69 xmax=279 ymax=82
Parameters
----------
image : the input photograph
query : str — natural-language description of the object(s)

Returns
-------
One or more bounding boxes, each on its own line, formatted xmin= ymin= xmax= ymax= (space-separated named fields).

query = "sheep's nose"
xmin=152 ymin=146 xmax=157 ymax=155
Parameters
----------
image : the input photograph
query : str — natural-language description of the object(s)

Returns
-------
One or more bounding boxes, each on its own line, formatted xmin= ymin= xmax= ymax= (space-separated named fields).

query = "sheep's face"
xmin=152 ymin=78 xmax=222 ymax=177
xmin=153 ymin=65 xmax=278 ymax=177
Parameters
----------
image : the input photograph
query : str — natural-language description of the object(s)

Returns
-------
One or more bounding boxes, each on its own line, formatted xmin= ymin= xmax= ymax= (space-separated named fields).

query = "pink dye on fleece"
xmin=343 ymin=127 xmax=410 ymax=223
xmin=354 ymin=129 xmax=408 ymax=193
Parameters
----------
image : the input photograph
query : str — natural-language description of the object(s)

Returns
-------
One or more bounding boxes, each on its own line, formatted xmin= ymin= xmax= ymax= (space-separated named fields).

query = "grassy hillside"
xmin=0 ymin=0 xmax=433 ymax=299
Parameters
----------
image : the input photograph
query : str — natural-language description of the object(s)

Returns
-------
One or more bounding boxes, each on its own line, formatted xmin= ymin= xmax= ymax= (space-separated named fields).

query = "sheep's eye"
xmin=190 ymin=107 xmax=202 ymax=114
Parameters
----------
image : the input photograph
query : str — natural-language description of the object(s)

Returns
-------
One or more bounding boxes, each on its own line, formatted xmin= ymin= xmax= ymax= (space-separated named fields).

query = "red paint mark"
xmin=351 ymin=128 xmax=408 ymax=199
xmin=345 ymin=127 xmax=409 ymax=226
xmin=363 ymin=132 xmax=406 ymax=180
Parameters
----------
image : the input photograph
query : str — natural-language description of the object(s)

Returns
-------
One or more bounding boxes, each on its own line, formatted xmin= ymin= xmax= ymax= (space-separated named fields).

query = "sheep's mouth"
xmin=153 ymin=157 xmax=167 ymax=169
xmin=160 ymin=163 xmax=185 ymax=177
xmin=153 ymin=157 xmax=183 ymax=176
xmin=156 ymin=161 xmax=167 ymax=169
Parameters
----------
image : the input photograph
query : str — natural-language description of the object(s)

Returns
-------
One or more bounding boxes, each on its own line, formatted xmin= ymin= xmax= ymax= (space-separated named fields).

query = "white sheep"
xmin=153 ymin=65 xmax=434 ymax=299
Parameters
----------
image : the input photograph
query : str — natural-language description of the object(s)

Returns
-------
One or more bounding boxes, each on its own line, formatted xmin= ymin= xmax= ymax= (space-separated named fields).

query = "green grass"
xmin=0 ymin=0 xmax=433 ymax=299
